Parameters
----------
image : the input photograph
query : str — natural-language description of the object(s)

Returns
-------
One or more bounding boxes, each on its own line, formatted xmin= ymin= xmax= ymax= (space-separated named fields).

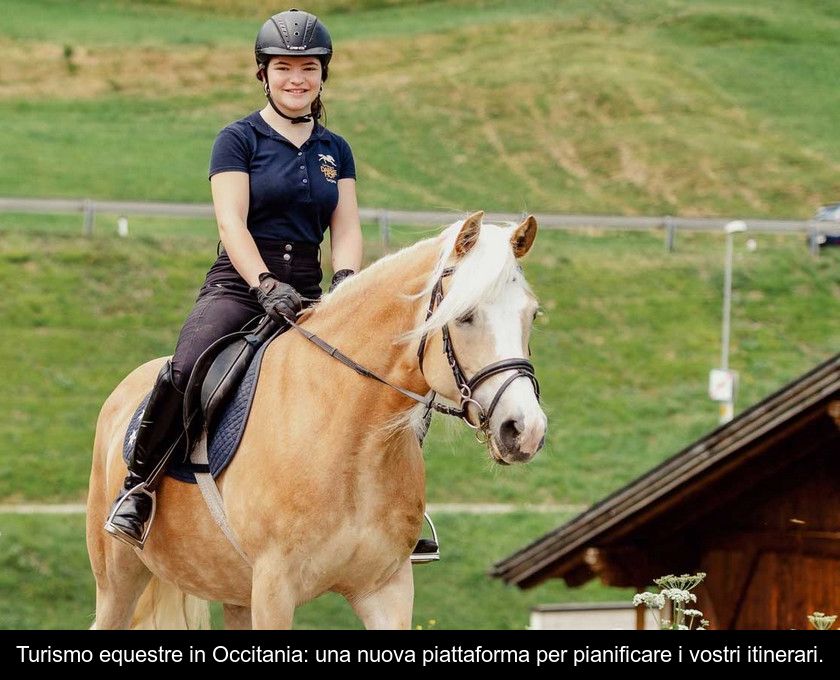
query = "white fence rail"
xmin=0 ymin=196 xmax=824 ymax=253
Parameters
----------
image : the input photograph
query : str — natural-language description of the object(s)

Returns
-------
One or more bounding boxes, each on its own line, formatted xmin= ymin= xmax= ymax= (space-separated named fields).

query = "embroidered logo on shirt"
xmin=320 ymin=164 xmax=338 ymax=183
xmin=318 ymin=154 xmax=337 ymax=167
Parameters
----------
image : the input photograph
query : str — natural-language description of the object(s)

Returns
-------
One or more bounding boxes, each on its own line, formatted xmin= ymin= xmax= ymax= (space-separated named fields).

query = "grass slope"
xmin=1 ymin=1 xmax=839 ymax=215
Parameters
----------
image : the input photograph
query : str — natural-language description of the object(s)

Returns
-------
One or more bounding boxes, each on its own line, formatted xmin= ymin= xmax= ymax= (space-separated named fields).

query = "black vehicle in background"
xmin=811 ymin=203 xmax=840 ymax=248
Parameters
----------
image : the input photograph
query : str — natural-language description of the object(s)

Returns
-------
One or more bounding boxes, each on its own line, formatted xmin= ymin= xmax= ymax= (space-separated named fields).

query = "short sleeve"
xmin=209 ymin=126 xmax=252 ymax=179
xmin=336 ymin=136 xmax=356 ymax=181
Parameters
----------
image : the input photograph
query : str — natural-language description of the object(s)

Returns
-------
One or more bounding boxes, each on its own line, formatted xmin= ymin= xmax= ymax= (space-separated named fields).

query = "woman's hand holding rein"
xmin=251 ymin=272 xmax=303 ymax=322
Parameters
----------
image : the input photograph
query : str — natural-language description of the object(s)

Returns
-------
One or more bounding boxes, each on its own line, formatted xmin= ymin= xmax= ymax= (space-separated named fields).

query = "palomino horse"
xmin=86 ymin=211 xmax=547 ymax=629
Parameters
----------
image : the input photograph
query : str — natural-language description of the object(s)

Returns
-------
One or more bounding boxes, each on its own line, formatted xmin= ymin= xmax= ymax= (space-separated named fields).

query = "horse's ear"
xmin=454 ymin=211 xmax=484 ymax=258
xmin=511 ymin=215 xmax=537 ymax=258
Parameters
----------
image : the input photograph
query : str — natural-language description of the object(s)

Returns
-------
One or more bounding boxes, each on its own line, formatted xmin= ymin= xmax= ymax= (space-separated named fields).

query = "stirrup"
xmin=411 ymin=512 xmax=440 ymax=564
xmin=103 ymin=484 xmax=157 ymax=550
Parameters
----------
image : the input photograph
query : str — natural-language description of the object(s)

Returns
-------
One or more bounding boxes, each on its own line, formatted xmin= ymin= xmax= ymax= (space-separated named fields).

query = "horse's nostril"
xmin=500 ymin=419 xmax=519 ymax=449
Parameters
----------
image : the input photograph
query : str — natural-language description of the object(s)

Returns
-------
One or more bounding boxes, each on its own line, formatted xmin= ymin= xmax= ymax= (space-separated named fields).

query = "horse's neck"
xmin=299 ymin=241 xmax=440 ymax=418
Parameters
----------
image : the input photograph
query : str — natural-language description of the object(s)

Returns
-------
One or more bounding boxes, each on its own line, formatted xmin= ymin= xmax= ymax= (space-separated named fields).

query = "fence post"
xmin=807 ymin=221 xmax=820 ymax=257
xmin=378 ymin=210 xmax=390 ymax=251
xmin=665 ymin=215 xmax=676 ymax=252
xmin=82 ymin=199 xmax=95 ymax=236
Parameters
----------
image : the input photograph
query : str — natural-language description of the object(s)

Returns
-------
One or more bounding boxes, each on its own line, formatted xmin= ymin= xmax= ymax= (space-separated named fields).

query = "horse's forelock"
xmin=402 ymin=221 xmax=520 ymax=342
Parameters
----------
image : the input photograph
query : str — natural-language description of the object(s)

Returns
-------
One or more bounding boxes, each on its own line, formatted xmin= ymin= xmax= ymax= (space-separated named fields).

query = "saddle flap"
xmin=201 ymin=337 xmax=260 ymax=429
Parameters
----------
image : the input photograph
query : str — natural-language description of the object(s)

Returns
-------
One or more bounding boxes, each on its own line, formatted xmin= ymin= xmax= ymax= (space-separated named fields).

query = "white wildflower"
xmin=654 ymin=572 xmax=706 ymax=591
xmin=808 ymin=612 xmax=837 ymax=630
xmin=633 ymin=592 xmax=666 ymax=609
xmin=662 ymin=588 xmax=696 ymax=604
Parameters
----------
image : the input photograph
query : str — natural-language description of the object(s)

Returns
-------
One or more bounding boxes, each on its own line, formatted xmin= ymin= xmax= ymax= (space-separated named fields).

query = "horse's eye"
xmin=457 ymin=313 xmax=474 ymax=325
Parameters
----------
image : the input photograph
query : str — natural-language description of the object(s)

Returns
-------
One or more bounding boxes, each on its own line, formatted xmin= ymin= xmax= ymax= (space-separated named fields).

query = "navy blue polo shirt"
xmin=209 ymin=111 xmax=355 ymax=244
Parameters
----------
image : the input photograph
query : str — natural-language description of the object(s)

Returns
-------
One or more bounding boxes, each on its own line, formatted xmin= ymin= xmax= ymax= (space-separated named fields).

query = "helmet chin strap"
xmin=264 ymin=83 xmax=313 ymax=125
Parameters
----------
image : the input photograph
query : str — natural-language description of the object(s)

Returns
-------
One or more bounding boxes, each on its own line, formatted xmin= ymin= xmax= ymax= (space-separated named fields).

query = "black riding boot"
xmin=412 ymin=539 xmax=439 ymax=556
xmin=104 ymin=361 xmax=184 ymax=548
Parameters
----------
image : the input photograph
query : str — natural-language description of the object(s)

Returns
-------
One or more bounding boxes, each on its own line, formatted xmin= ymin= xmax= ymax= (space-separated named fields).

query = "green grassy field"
xmin=3 ymin=510 xmax=624 ymax=629
xmin=1 ymin=0 xmax=839 ymax=214
xmin=0 ymin=513 xmax=616 ymax=630
xmin=1 ymin=0 xmax=839 ymax=629
xmin=2 ymin=223 xmax=835 ymax=628
xmin=2 ymin=226 xmax=837 ymax=505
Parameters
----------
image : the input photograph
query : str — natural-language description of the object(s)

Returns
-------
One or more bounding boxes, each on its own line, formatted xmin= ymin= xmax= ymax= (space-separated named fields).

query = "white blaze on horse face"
xmin=475 ymin=273 xmax=546 ymax=461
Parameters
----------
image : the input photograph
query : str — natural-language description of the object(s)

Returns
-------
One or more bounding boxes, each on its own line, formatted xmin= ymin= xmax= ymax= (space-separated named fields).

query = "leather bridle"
xmin=286 ymin=266 xmax=540 ymax=440
xmin=415 ymin=267 xmax=540 ymax=438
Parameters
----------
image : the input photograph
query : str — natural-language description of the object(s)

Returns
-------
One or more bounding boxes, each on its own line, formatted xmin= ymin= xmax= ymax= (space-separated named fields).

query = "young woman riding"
xmin=104 ymin=9 xmax=438 ymax=559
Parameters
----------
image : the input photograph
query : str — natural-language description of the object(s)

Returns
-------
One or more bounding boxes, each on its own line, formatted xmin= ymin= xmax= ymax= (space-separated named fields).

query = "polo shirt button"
xmin=297 ymin=152 xmax=302 ymax=156
xmin=283 ymin=254 xmax=291 ymax=261
xmin=302 ymin=179 xmax=308 ymax=183
xmin=285 ymin=244 xmax=292 ymax=252
xmin=299 ymin=165 xmax=305 ymax=170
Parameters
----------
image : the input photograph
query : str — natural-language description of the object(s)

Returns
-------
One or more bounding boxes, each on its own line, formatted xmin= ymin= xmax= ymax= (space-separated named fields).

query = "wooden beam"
xmin=582 ymin=545 xmax=690 ymax=588
xmin=829 ymin=400 xmax=840 ymax=429
xmin=727 ymin=549 xmax=762 ymax=630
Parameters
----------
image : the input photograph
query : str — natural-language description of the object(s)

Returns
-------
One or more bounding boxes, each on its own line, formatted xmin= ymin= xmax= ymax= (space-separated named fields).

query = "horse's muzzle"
xmin=491 ymin=414 xmax=546 ymax=465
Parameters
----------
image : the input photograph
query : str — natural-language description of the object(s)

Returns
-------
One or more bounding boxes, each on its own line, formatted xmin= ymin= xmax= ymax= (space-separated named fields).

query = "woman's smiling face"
xmin=265 ymin=56 xmax=322 ymax=114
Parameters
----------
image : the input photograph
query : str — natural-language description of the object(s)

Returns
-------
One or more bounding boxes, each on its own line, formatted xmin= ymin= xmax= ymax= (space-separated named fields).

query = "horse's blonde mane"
xmin=314 ymin=219 xmax=525 ymax=344
xmin=308 ymin=234 xmax=439 ymax=317
xmin=309 ymin=218 xmax=528 ymax=442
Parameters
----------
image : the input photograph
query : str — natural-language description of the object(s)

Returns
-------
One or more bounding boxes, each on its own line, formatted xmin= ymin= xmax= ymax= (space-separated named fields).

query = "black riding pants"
xmin=169 ymin=239 xmax=322 ymax=393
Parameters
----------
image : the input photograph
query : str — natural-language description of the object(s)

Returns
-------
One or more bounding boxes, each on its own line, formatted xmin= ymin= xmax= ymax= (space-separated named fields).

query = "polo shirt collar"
xmin=247 ymin=110 xmax=327 ymax=143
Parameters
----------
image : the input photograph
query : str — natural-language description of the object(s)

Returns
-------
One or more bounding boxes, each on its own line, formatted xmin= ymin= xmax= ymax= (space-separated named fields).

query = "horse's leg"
xmin=90 ymin=543 xmax=153 ymax=629
xmin=88 ymin=430 xmax=154 ymax=629
xmin=250 ymin=559 xmax=296 ymax=629
xmin=223 ymin=603 xmax=252 ymax=630
xmin=348 ymin=559 xmax=414 ymax=630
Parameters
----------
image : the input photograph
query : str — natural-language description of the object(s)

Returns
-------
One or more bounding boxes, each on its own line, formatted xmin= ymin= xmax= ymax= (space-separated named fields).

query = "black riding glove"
xmin=250 ymin=272 xmax=303 ymax=323
xmin=329 ymin=269 xmax=355 ymax=293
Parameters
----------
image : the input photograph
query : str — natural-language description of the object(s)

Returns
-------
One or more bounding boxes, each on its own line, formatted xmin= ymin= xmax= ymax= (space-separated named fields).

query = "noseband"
xmin=416 ymin=268 xmax=540 ymax=438
xmin=286 ymin=266 xmax=540 ymax=439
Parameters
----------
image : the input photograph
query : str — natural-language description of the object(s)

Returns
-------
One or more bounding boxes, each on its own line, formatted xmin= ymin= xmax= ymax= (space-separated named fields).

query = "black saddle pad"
xmin=122 ymin=338 xmax=274 ymax=484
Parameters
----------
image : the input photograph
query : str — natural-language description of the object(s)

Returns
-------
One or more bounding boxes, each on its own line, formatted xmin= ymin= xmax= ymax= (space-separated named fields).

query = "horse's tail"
xmin=130 ymin=576 xmax=210 ymax=629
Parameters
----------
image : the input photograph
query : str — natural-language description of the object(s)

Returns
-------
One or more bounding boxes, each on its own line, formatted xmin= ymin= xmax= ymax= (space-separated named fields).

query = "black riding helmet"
xmin=255 ymin=9 xmax=332 ymax=124
xmin=255 ymin=8 xmax=333 ymax=81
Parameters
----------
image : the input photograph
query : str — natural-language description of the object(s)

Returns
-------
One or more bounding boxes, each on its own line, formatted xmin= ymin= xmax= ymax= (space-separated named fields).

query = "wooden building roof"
xmin=491 ymin=353 xmax=840 ymax=590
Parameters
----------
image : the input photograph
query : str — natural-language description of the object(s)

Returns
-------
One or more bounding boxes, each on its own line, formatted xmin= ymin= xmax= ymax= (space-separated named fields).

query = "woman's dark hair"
xmin=311 ymin=60 xmax=328 ymax=123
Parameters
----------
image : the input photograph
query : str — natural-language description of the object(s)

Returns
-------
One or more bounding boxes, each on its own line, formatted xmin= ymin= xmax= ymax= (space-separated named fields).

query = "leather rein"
xmin=285 ymin=267 xmax=540 ymax=439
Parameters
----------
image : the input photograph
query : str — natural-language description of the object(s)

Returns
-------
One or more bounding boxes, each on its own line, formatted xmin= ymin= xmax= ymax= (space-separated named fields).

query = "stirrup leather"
xmin=103 ymin=483 xmax=157 ymax=550
xmin=410 ymin=512 xmax=440 ymax=564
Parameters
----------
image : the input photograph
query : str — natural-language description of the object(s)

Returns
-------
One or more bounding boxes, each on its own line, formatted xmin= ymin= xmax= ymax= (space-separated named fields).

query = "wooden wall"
xmin=698 ymin=432 xmax=840 ymax=629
